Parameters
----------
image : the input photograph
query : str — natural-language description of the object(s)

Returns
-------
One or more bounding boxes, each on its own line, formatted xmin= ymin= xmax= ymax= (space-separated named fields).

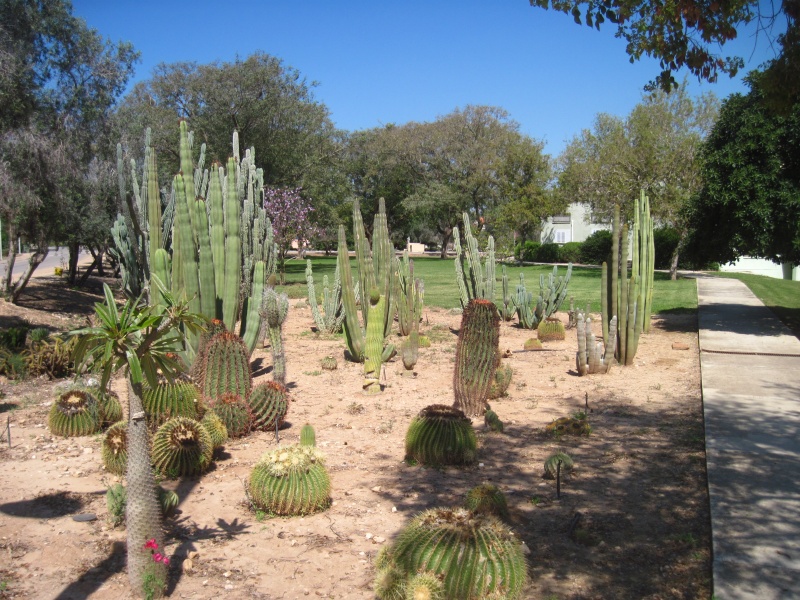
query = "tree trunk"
xmin=10 ymin=246 xmax=48 ymax=304
xmin=3 ymin=225 xmax=17 ymax=296
xmin=77 ymin=255 xmax=99 ymax=286
xmin=67 ymin=242 xmax=80 ymax=286
xmin=669 ymin=249 xmax=680 ymax=281
xmin=91 ymin=246 xmax=106 ymax=276
xmin=439 ymin=228 xmax=453 ymax=259
xmin=126 ymin=379 xmax=166 ymax=597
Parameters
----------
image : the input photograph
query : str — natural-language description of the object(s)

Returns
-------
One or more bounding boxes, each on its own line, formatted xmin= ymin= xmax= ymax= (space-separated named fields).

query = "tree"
xmin=263 ymin=187 xmax=318 ymax=282
xmin=683 ymin=78 xmax=800 ymax=266
xmin=72 ymin=283 xmax=205 ymax=598
xmin=557 ymin=84 xmax=718 ymax=277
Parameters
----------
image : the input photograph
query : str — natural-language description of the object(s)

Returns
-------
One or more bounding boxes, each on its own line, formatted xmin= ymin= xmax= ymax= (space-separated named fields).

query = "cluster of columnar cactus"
xmin=453 ymin=212 xmax=495 ymax=308
xmin=453 ymin=299 xmax=500 ymax=417
xmin=576 ymin=313 xmax=617 ymax=375
xmin=513 ymin=264 xmax=572 ymax=329
xmin=306 ymin=260 xmax=344 ymax=334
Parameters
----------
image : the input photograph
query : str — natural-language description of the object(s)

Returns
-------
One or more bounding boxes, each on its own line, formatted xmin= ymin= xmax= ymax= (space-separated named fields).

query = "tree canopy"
xmin=683 ymin=78 xmax=800 ymax=265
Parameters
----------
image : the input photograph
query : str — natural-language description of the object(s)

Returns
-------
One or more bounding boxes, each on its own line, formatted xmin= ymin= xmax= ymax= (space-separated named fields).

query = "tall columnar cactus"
xmin=195 ymin=331 xmax=252 ymax=403
xmin=375 ymin=508 xmax=528 ymax=600
xmin=306 ymin=260 xmax=344 ymax=334
xmin=601 ymin=192 xmax=654 ymax=365
xmin=453 ymin=212 xmax=496 ymax=307
xmin=395 ymin=250 xmax=424 ymax=337
xmin=500 ymin=265 xmax=516 ymax=321
xmin=363 ymin=288 xmax=388 ymax=394
xmin=337 ymin=199 xmax=396 ymax=363
xmin=248 ymin=381 xmax=290 ymax=432
xmin=400 ymin=326 xmax=419 ymax=376
xmin=453 ymin=299 xmax=500 ymax=417
xmin=513 ymin=264 xmax=572 ymax=329
xmin=249 ymin=445 xmax=331 ymax=516
xmin=261 ymin=287 xmax=289 ymax=385
xmin=576 ymin=313 xmax=617 ymax=375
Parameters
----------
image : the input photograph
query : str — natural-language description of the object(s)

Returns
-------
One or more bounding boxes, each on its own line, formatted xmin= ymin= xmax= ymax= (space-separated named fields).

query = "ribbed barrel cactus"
xmin=142 ymin=380 xmax=201 ymax=429
xmin=200 ymin=409 xmax=228 ymax=449
xmin=375 ymin=507 xmax=528 ymax=599
xmin=300 ymin=423 xmax=316 ymax=447
xmin=544 ymin=451 xmax=574 ymax=478
xmin=453 ymin=299 xmax=500 ymax=417
xmin=249 ymin=444 xmax=331 ymax=516
xmin=405 ymin=404 xmax=476 ymax=466
xmin=488 ymin=363 xmax=513 ymax=399
xmin=320 ymin=355 xmax=338 ymax=371
xmin=151 ymin=417 xmax=214 ymax=478
xmin=95 ymin=388 xmax=123 ymax=427
xmin=211 ymin=393 xmax=252 ymax=438
xmin=102 ymin=421 xmax=128 ymax=476
xmin=464 ymin=483 xmax=509 ymax=520
xmin=537 ymin=319 xmax=566 ymax=342
xmin=48 ymin=388 xmax=101 ymax=437
xmin=248 ymin=381 xmax=289 ymax=432
xmin=195 ymin=331 xmax=252 ymax=402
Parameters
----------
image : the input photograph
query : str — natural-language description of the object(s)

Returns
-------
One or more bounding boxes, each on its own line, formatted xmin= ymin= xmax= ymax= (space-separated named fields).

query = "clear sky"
xmin=71 ymin=0 xmax=783 ymax=157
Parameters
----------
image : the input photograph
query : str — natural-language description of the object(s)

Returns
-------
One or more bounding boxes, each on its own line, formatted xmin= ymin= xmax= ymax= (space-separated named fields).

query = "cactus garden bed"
xmin=0 ymin=276 xmax=709 ymax=599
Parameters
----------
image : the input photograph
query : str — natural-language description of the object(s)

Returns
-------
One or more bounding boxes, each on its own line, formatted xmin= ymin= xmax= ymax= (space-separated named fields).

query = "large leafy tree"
xmin=683 ymin=78 xmax=800 ymax=266
xmin=557 ymin=85 xmax=718 ymax=276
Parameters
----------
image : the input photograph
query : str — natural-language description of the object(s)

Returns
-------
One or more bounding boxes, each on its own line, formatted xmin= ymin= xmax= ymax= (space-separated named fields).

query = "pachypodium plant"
xmin=374 ymin=507 xmax=528 ymax=599
xmin=261 ymin=287 xmax=289 ymax=385
xmin=305 ymin=260 xmax=344 ymax=334
xmin=453 ymin=299 xmax=501 ymax=417
xmin=453 ymin=212 xmax=496 ymax=308
xmin=576 ymin=313 xmax=617 ymax=375
xmin=513 ymin=264 xmax=572 ymax=329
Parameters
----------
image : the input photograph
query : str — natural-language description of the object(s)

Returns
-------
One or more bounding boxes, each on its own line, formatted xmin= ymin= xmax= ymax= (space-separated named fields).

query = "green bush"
xmin=580 ymin=230 xmax=613 ymax=265
xmin=558 ymin=241 xmax=583 ymax=263
xmin=514 ymin=240 xmax=540 ymax=262
xmin=653 ymin=226 xmax=681 ymax=270
xmin=535 ymin=242 xmax=560 ymax=263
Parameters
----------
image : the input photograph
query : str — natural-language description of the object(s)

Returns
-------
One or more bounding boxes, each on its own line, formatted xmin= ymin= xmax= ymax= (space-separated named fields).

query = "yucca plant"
xmin=375 ymin=507 xmax=527 ymax=599
xmin=151 ymin=416 xmax=214 ymax=478
xmin=48 ymin=388 xmax=101 ymax=437
xmin=405 ymin=405 xmax=476 ymax=466
xmin=249 ymin=444 xmax=331 ymax=516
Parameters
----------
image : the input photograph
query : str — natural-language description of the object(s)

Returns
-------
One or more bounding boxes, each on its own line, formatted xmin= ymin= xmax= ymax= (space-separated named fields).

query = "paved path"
xmin=697 ymin=277 xmax=800 ymax=599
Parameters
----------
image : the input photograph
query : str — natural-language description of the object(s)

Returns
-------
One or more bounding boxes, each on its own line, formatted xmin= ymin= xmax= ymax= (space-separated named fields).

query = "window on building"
xmin=551 ymin=215 xmax=571 ymax=224
xmin=554 ymin=230 xmax=570 ymax=244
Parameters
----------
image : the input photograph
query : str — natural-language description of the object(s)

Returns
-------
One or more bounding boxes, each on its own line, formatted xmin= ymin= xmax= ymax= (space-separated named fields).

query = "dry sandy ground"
xmin=0 ymin=278 xmax=709 ymax=599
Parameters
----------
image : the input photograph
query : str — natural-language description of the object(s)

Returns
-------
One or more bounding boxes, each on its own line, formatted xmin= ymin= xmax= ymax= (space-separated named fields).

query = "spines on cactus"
xmin=261 ymin=287 xmax=289 ymax=385
xmin=48 ymin=388 xmax=101 ymax=437
xmin=200 ymin=409 xmax=228 ymax=449
xmin=102 ymin=421 xmax=128 ymax=476
xmin=464 ymin=483 xmax=509 ymax=520
xmin=453 ymin=212 xmax=495 ymax=307
xmin=195 ymin=331 xmax=252 ymax=403
xmin=106 ymin=484 xmax=180 ymax=525
xmin=375 ymin=508 xmax=528 ymax=600
xmin=405 ymin=572 xmax=444 ymax=600
xmin=248 ymin=381 xmax=289 ymax=432
xmin=488 ymin=363 xmax=513 ymax=399
xmin=211 ymin=393 xmax=252 ymax=438
xmin=537 ymin=318 xmax=566 ymax=342
xmin=306 ymin=260 xmax=344 ymax=334
xmin=142 ymin=380 xmax=201 ymax=429
xmin=96 ymin=388 xmax=123 ymax=427
xmin=300 ymin=424 xmax=316 ymax=447
xmin=249 ymin=445 xmax=331 ymax=516
xmin=484 ymin=408 xmax=504 ymax=432
xmin=453 ymin=299 xmax=500 ymax=417
xmin=576 ymin=313 xmax=617 ymax=375
xmin=405 ymin=404 xmax=477 ymax=466
xmin=151 ymin=416 xmax=214 ymax=478
xmin=320 ymin=355 xmax=338 ymax=371
xmin=544 ymin=451 xmax=574 ymax=478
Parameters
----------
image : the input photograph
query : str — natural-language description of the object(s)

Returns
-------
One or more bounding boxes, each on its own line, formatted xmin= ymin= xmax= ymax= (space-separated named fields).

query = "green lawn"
xmin=713 ymin=272 xmax=800 ymax=337
xmin=285 ymin=256 xmax=698 ymax=314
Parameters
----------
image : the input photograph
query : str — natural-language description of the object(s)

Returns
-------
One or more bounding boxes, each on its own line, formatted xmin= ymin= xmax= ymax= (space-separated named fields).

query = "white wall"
xmin=719 ymin=257 xmax=797 ymax=280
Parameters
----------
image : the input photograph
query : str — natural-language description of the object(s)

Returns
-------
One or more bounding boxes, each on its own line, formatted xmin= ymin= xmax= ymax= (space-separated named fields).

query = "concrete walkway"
xmin=697 ymin=277 xmax=800 ymax=599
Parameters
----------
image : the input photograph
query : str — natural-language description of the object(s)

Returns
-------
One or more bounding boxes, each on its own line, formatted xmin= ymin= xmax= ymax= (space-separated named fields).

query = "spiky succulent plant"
xmin=484 ymin=408 xmax=504 ymax=433
xmin=142 ymin=380 xmax=201 ymax=430
xmin=211 ymin=393 xmax=252 ymax=438
xmin=48 ymin=388 xmax=101 ymax=437
xmin=320 ymin=355 xmax=338 ymax=371
xmin=249 ymin=444 xmax=331 ymax=516
xmin=248 ymin=381 xmax=289 ymax=432
xmin=537 ymin=319 xmax=566 ymax=342
xmin=300 ymin=423 xmax=316 ymax=447
xmin=544 ymin=451 xmax=574 ymax=478
xmin=375 ymin=507 xmax=527 ymax=599
xmin=102 ymin=421 xmax=128 ymax=475
xmin=151 ymin=417 xmax=214 ymax=478
xmin=404 ymin=404 xmax=476 ymax=466
xmin=200 ymin=409 xmax=228 ymax=449
xmin=523 ymin=338 xmax=543 ymax=351
xmin=464 ymin=483 xmax=509 ymax=520
xmin=487 ymin=363 xmax=513 ymax=399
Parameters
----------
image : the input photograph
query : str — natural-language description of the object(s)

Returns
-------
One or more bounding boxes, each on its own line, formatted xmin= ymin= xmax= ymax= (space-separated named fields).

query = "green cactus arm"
xmin=194 ymin=199 xmax=216 ymax=320
xmin=243 ymin=261 xmax=266 ymax=353
xmin=485 ymin=235 xmax=495 ymax=301
xmin=306 ymin=260 xmax=325 ymax=331
xmin=178 ymin=121 xmax=197 ymax=234
xmin=452 ymin=226 xmax=470 ymax=308
xmin=208 ymin=166 xmax=226 ymax=318
xmin=146 ymin=143 xmax=162 ymax=269
xmin=363 ymin=291 xmax=386 ymax=394
xmin=338 ymin=225 xmax=365 ymax=361
xmin=222 ymin=157 xmax=241 ymax=330
xmin=463 ymin=213 xmax=483 ymax=299
xmin=576 ymin=313 xmax=588 ymax=375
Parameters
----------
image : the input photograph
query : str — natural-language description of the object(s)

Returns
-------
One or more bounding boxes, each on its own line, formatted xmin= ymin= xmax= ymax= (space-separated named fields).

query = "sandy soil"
xmin=0 ymin=277 xmax=710 ymax=599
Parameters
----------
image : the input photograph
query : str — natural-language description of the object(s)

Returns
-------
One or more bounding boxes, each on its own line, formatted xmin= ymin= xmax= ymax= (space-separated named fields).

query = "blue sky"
xmin=72 ymin=0 xmax=783 ymax=157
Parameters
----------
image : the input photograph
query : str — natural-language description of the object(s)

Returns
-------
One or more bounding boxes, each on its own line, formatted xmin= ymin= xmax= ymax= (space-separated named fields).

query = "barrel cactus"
xmin=195 ymin=331 xmax=252 ymax=402
xmin=249 ymin=444 xmax=331 ymax=516
xmin=96 ymin=388 xmax=123 ymax=427
xmin=537 ymin=319 xmax=566 ymax=342
xmin=523 ymin=338 xmax=543 ymax=351
xmin=248 ymin=381 xmax=289 ymax=432
xmin=405 ymin=405 xmax=476 ymax=466
xmin=484 ymin=408 xmax=504 ymax=433
xmin=453 ymin=299 xmax=500 ymax=416
xmin=48 ymin=388 xmax=100 ymax=437
xmin=464 ymin=483 xmax=509 ymax=520
xmin=102 ymin=421 xmax=128 ymax=475
xmin=300 ymin=423 xmax=316 ymax=447
xmin=320 ymin=355 xmax=338 ymax=371
xmin=375 ymin=507 xmax=528 ymax=599
xmin=191 ymin=318 xmax=229 ymax=382
xmin=200 ymin=409 xmax=228 ymax=449
xmin=151 ymin=417 xmax=214 ymax=478
xmin=211 ymin=393 xmax=252 ymax=438
xmin=545 ymin=417 xmax=591 ymax=436
xmin=488 ymin=363 xmax=513 ymax=399
xmin=142 ymin=380 xmax=201 ymax=430
xmin=544 ymin=451 xmax=574 ymax=478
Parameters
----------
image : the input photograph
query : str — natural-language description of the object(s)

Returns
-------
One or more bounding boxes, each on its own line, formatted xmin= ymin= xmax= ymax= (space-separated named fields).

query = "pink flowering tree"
xmin=263 ymin=187 xmax=319 ymax=282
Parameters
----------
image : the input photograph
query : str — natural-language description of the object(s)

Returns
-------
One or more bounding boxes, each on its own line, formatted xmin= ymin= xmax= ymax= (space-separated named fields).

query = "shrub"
xmin=653 ymin=226 xmax=681 ymax=270
xmin=558 ymin=241 xmax=583 ymax=263
xmin=580 ymin=230 xmax=613 ymax=265
xmin=515 ymin=240 xmax=540 ymax=262
xmin=535 ymin=242 xmax=560 ymax=263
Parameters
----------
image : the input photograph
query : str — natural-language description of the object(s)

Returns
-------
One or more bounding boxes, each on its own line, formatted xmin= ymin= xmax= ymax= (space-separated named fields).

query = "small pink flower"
xmin=153 ymin=553 xmax=163 ymax=563
xmin=161 ymin=556 xmax=170 ymax=565
xmin=144 ymin=539 xmax=158 ymax=550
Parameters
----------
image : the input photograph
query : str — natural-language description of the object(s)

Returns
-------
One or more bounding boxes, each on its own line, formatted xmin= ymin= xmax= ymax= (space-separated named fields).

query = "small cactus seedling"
xmin=375 ymin=508 xmax=527 ymax=599
xmin=212 ymin=393 xmax=252 ymax=438
xmin=248 ymin=381 xmax=289 ymax=432
xmin=488 ymin=363 xmax=513 ymax=399
xmin=523 ymin=338 xmax=543 ymax=351
xmin=320 ymin=355 xmax=338 ymax=371
xmin=102 ymin=421 xmax=128 ymax=476
xmin=300 ymin=423 xmax=316 ymax=447
xmin=249 ymin=444 xmax=331 ymax=516
xmin=405 ymin=404 xmax=476 ymax=466
xmin=200 ymin=409 xmax=228 ymax=449
xmin=464 ymin=483 xmax=509 ymax=520
xmin=537 ymin=318 xmax=566 ymax=342
xmin=48 ymin=388 xmax=100 ymax=437
xmin=544 ymin=451 xmax=574 ymax=478
xmin=151 ymin=417 xmax=214 ymax=478
xmin=484 ymin=408 xmax=504 ymax=433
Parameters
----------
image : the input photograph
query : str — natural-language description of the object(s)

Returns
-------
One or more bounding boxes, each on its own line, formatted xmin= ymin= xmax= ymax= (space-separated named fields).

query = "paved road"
xmin=697 ymin=277 xmax=800 ymax=599
xmin=0 ymin=248 xmax=93 ymax=281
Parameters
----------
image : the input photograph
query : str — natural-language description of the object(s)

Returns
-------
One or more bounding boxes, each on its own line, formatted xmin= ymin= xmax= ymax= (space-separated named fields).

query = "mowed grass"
xmin=713 ymin=272 xmax=800 ymax=337
xmin=283 ymin=256 xmax=697 ymax=314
